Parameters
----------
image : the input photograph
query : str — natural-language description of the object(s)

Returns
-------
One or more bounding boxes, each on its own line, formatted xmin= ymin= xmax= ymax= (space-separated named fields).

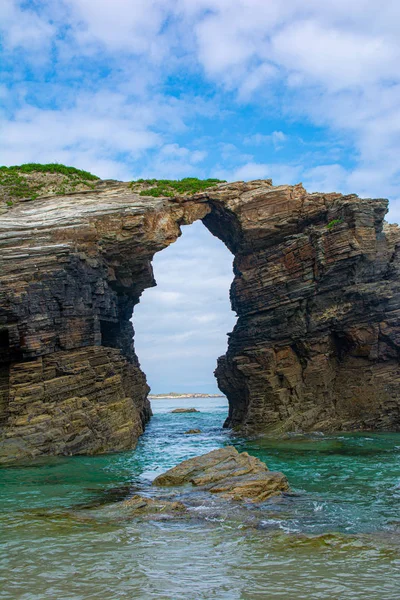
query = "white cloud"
xmin=159 ymin=144 xmax=207 ymax=164
xmin=0 ymin=88 xmax=216 ymax=178
xmin=193 ymin=314 xmax=218 ymax=324
xmin=0 ymin=100 xmax=160 ymax=178
xmin=302 ymin=164 xmax=348 ymax=194
xmin=155 ymin=291 xmax=184 ymax=305
xmin=0 ymin=0 xmax=55 ymax=53
xmin=271 ymin=20 xmax=399 ymax=92
xmin=244 ymin=131 xmax=287 ymax=148
xmin=216 ymin=161 xmax=302 ymax=185
xmin=63 ymin=0 xmax=174 ymax=57
xmin=134 ymin=221 xmax=236 ymax=393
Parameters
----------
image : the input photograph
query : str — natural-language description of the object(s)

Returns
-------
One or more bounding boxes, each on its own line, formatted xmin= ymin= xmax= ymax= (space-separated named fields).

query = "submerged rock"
xmin=184 ymin=429 xmax=202 ymax=434
xmin=121 ymin=494 xmax=186 ymax=516
xmin=50 ymin=495 xmax=188 ymax=525
xmin=153 ymin=446 xmax=289 ymax=502
xmin=171 ymin=408 xmax=199 ymax=413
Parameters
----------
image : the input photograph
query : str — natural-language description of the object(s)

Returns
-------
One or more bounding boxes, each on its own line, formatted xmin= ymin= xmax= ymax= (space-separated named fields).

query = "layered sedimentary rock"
xmin=206 ymin=183 xmax=400 ymax=432
xmin=1 ymin=178 xmax=399 ymax=461
xmin=0 ymin=181 xmax=209 ymax=461
xmin=153 ymin=446 xmax=289 ymax=502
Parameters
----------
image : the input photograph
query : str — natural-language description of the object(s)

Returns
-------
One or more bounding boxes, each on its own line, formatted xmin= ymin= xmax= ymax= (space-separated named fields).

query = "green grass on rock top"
xmin=130 ymin=177 xmax=226 ymax=197
xmin=0 ymin=163 xmax=99 ymax=206
xmin=1 ymin=163 xmax=99 ymax=180
xmin=0 ymin=165 xmax=227 ymax=210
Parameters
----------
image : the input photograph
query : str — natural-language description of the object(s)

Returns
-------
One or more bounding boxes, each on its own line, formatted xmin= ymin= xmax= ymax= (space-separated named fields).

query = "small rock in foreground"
xmin=153 ymin=446 xmax=289 ymax=502
xmin=171 ymin=408 xmax=199 ymax=413
xmin=122 ymin=495 xmax=186 ymax=515
xmin=184 ymin=429 xmax=202 ymax=434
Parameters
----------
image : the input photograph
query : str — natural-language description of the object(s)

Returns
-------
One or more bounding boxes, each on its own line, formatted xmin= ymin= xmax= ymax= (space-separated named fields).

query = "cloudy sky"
xmin=2 ymin=1 xmax=400 ymax=392
xmin=134 ymin=221 xmax=236 ymax=394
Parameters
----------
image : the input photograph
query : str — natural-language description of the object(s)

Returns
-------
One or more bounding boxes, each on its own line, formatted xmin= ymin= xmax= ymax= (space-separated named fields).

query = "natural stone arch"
xmin=0 ymin=179 xmax=399 ymax=462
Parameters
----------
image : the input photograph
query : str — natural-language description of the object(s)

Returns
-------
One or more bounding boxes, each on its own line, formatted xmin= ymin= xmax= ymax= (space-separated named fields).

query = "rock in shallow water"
xmin=171 ymin=408 xmax=199 ymax=413
xmin=121 ymin=494 xmax=186 ymax=515
xmin=153 ymin=446 xmax=289 ymax=502
xmin=184 ymin=429 xmax=202 ymax=434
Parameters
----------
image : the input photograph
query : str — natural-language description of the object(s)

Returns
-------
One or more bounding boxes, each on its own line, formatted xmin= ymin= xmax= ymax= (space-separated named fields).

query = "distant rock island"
xmin=149 ymin=392 xmax=225 ymax=399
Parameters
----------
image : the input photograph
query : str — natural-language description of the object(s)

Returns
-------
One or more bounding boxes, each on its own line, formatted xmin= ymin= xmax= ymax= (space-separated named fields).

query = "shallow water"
xmin=1 ymin=397 xmax=400 ymax=599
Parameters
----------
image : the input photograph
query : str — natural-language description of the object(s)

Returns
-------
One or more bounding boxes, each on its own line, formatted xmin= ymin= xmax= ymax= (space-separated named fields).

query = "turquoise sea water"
xmin=1 ymin=397 xmax=400 ymax=599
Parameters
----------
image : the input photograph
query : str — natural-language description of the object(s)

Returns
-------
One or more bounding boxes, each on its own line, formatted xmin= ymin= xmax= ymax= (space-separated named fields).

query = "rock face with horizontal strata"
xmin=207 ymin=183 xmax=400 ymax=432
xmin=0 ymin=346 xmax=149 ymax=462
xmin=0 ymin=178 xmax=399 ymax=462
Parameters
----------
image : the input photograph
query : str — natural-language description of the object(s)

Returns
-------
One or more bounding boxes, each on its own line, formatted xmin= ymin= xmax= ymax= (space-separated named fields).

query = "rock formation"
xmin=153 ymin=446 xmax=289 ymax=502
xmin=0 ymin=178 xmax=399 ymax=462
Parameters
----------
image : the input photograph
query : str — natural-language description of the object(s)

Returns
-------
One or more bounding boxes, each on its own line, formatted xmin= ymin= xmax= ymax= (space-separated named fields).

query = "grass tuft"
xmin=130 ymin=177 xmax=226 ymax=197
xmin=326 ymin=218 xmax=343 ymax=230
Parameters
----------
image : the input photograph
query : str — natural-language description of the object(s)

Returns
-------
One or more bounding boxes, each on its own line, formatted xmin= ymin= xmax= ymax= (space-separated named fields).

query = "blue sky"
xmin=2 ymin=1 xmax=400 ymax=392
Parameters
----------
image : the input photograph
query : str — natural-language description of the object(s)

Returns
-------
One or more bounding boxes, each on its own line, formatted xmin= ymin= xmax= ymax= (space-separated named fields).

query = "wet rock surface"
xmin=171 ymin=408 xmax=199 ymax=413
xmin=184 ymin=429 xmax=202 ymax=434
xmin=153 ymin=446 xmax=289 ymax=502
xmin=121 ymin=494 xmax=186 ymax=516
xmin=1 ymin=178 xmax=400 ymax=462
xmin=66 ymin=448 xmax=290 ymax=525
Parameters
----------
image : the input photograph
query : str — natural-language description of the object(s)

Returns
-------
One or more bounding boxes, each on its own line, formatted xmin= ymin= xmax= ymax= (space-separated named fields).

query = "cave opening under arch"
xmin=132 ymin=220 xmax=237 ymax=398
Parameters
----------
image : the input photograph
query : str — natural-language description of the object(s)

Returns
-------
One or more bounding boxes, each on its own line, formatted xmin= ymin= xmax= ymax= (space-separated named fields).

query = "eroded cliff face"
xmin=0 ymin=182 xmax=209 ymax=462
xmin=205 ymin=183 xmax=400 ymax=432
xmin=0 ymin=179 xmax=399 ymax=462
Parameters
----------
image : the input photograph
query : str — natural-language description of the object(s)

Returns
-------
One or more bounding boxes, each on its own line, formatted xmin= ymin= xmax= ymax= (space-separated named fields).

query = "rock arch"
xmin=0 ymin=179 xmax=399 ymax=462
